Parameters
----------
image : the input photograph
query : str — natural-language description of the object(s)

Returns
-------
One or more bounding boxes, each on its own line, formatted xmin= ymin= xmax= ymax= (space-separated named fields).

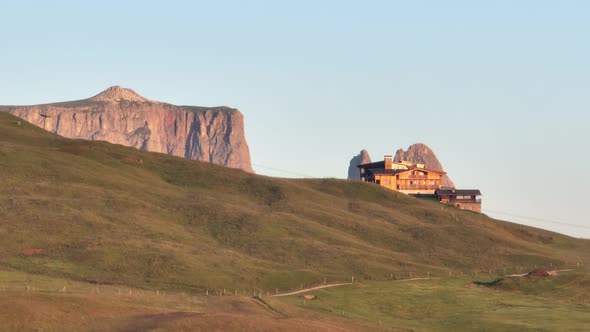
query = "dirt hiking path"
xmin=272 ymin=283 xmax=352 ymax=297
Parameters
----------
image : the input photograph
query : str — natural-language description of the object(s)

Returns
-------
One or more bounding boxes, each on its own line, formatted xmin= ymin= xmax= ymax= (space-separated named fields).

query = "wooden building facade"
xmin=358 ymin=156 xmax=445 ymax=194
xmin=357 ymin=156 xmax=483 ymax=212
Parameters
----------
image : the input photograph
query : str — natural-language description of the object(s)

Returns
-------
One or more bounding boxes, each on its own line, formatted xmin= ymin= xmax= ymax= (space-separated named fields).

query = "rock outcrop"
xmin=1 ymin=86 xmax=253 ymax=172
xmin=348 ymin=149 xmax=371 ymax=180
xmin=394 ymin=143 xmax=455 ymax=188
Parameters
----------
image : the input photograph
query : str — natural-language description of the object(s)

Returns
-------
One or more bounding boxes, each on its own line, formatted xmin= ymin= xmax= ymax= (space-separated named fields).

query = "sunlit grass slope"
xmin=0 ymin=270 xmax=381 ymax=332
xmin=1 ymin=111 xmax=589 ymax=293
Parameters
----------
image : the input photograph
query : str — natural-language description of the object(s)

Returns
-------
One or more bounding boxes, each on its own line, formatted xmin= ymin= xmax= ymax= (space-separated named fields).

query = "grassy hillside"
xmin=482 ymin=272 xmax=590 ymax=304
xmin=2 ymin=269 xmax=588 ymax=331
xmin=0 ymin=270 xmax=383 ymax=332
xmin=277 ymin=271 xmax=590 ymax=331
xmin=0 ymin=111 xmax=589 ymax=294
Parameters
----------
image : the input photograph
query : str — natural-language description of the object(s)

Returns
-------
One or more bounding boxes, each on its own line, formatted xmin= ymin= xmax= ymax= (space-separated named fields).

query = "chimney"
xmin=384 ymin=155 xmax=393 ymax=169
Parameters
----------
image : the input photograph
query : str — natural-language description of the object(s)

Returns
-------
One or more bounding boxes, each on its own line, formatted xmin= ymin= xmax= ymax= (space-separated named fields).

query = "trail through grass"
xmin=276 ymin=271 xmax=590 ymax=331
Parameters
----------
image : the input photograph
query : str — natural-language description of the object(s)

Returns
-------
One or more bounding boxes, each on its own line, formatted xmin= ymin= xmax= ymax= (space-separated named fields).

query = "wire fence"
xmin=1 ymin=262 xmax=586 ymax=300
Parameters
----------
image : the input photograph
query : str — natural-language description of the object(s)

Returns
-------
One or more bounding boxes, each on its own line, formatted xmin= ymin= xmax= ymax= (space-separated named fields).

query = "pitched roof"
xmin=357 ymin=161 xmax=385 ymax=168
xmin=366 ymin=169 xmax=408 ymax=175
xmin=367 ymin=167 xmax=446 ymax=176
xmin=435 ymin=189 xmax=482 ymax=196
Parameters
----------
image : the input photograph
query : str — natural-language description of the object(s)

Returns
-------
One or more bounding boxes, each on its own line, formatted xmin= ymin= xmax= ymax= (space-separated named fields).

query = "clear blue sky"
xmin=1 ymin=1 xmax=589 ymax=237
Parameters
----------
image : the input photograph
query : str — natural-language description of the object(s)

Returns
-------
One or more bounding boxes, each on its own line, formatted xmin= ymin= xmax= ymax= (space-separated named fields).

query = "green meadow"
xmin=1 ymin=111 xmax=589 ymax=331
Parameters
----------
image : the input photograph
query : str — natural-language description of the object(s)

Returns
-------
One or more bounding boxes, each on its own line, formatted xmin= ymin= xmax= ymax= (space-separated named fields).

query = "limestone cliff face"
xmin=1 ymin=86 xmax=253 ymax=172
xmin=348 ymin=149 xmax=371 ymax=180
xmin=394 ymin=143 xmax=455 ymax=188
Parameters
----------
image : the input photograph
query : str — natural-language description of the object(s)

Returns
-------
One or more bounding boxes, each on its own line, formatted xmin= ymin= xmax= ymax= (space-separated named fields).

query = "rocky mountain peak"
xmin=348 ymin=149 xmax=372 ymax=180
xmin=394 ymin=143 xmax=444 ymax=171
xmin=89 ymin=86 xmax=152 ymax=103
xmin=394 ymin=143 xmax=455 ymax=188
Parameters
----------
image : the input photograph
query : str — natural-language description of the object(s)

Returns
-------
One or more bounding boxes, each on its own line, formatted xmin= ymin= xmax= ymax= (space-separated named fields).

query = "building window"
xmin=376 ymin=180 xmax=381 ymax=185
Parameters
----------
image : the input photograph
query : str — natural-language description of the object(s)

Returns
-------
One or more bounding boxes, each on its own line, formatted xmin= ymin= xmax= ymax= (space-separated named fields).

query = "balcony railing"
xmin=399 ymin=186 xmax=438 ymax=190
xmin=449 ymin=198 xmax=482 ymax=203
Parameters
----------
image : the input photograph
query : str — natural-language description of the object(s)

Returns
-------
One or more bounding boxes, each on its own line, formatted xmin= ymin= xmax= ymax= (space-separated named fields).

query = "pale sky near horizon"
xmin=1 ymin=1 xmax=589 ymax=237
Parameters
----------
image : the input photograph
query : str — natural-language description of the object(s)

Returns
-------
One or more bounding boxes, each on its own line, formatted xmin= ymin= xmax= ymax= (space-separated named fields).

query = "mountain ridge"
xmin=0 ymin=86 xmax=254 ymax=172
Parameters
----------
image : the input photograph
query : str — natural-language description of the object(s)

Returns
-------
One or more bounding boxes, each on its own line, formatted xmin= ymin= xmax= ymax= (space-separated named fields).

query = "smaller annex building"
xmin=357 ymin=156 xmax=482 ymax=212
xmin=435 ymin=189 xmax=482 ymax=213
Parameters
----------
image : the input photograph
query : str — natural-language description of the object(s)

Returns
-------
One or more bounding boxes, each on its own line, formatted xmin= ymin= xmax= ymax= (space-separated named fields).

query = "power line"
xmin=483 ymin=209 xmax=590 ymax=230
xmin=253 ymin=165 xmax=590 ymax=232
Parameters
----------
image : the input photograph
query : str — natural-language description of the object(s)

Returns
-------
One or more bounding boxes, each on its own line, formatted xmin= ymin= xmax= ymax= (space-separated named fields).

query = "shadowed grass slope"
xmin=276 ymin=272 xmax=590 ymax=331
xmin=0 ymin=111 xmax=589 ymax=292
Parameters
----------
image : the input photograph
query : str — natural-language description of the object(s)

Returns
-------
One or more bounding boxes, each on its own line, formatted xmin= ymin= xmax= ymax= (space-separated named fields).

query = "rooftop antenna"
xmin=39 ymin=113 xmax=51 ymax=130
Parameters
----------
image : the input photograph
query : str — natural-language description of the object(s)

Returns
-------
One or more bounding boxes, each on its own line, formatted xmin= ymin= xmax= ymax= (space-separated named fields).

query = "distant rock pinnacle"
xmin=348 ymin=149 xmax=371 ymax=180
xmin=394 ymin=143 xmax=455 ymax=188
